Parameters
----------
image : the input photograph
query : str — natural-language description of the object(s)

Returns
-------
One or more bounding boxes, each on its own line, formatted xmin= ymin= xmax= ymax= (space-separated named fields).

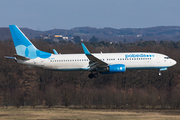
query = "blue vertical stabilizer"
xmin=9 ymin=25 xmax=51 ymax=59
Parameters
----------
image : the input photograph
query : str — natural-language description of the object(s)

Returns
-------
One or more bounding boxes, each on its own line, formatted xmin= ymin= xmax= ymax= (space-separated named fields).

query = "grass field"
xmin=0 ymin=107 xmax=180 ymax=120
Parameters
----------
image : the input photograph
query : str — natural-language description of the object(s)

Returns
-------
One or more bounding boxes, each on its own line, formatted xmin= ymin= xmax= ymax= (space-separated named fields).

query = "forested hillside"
xmin=0 ymin=40 xmax=180 ymax=109
xmin=1 ymin=26 xmax=180 ymax=42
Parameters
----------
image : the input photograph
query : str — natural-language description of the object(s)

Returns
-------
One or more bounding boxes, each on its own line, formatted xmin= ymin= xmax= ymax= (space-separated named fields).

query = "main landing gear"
xmin=88 ymin=72 xmax=98 ymax=79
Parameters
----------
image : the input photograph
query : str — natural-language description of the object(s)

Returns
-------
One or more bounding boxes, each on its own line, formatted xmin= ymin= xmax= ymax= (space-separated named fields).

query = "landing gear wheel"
xmin=88 ymin=74 xmax=94 ymax=79
xmin=94 ymin=73 xmax=98 ymax=78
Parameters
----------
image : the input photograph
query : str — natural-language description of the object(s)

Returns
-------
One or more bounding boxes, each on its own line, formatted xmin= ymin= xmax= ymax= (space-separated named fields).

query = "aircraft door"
xmin=41 ymin=60 xmax=45 ymax=66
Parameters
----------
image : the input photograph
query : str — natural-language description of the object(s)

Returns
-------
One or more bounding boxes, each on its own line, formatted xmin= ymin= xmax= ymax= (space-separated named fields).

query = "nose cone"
xmin=171 ymin=59 xmax=177 ymax=66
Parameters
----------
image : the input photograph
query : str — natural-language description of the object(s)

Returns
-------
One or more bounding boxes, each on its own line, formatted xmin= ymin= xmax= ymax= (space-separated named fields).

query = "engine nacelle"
xmin=108 ymin=64 xmax=126 ymax=73
xmin=100 ymin=64 xmax=126 ymax=74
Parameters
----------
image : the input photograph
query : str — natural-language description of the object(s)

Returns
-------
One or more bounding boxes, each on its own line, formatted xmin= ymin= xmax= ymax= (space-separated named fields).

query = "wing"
xmin=81 ymin=43 xmax=108 ymax=71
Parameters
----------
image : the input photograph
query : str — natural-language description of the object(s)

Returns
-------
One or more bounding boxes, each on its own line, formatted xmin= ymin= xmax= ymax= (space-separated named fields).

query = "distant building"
xmin=44 ymin=36 xmax=49 ymax=39
xmin=55 ymin=35 xmax=63 ymax=38
xmin=63 ymin=37 xmax=68 ymax=40
xmin=118 ymin=35 xmax=124 ymax=37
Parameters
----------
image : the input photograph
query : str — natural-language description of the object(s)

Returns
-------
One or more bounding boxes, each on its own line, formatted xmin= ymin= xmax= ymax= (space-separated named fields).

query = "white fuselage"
xmin=17 ymin=52 xmax=176 ymax=71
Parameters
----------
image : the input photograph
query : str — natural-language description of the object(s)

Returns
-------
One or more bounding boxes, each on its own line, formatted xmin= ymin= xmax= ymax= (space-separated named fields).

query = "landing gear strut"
xmin=159 ymin=71 xmax=161 ymax=76
xmin=88 ymin=72 xmax=98 ymax=79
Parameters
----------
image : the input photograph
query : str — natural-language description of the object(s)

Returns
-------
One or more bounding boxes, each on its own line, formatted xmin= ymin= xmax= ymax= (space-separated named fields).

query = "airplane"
xmin=5 ymin=25 xmax=177 ymax=78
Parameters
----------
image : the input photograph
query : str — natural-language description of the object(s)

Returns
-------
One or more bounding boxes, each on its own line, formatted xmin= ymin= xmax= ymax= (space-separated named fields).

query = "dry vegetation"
xmin=0 ymin=107 xmax=180 ymax=120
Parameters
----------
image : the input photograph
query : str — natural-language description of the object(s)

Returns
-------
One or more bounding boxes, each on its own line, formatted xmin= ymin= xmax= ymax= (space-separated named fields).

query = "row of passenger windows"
xmin=50 ymin=58 xmax=151 ymax=62
xmin=118 ymin=58 xmax=151 ymax=60
xmin=50 ymin=59 xmax=89 ymax=62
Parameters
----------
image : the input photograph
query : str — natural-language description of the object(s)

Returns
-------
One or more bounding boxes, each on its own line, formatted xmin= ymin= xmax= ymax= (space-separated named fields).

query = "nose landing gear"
xmin=159 ymin=68 xmax=167 ymax=76
xmin=159 ymin=71 xmax=161 ymax=76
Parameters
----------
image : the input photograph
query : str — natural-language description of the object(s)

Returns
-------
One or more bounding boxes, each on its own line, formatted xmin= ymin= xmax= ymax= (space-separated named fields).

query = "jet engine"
xmin=100 ymin=64 xmax=126 ymax=74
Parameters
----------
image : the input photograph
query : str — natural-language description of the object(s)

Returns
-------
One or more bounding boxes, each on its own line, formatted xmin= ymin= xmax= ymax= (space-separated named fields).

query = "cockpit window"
xmin=164 ymin=57 xmax=169 ymax=59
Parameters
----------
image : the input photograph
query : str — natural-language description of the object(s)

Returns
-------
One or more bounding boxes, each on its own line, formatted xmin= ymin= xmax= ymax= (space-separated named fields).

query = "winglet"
xmin=53 ymin=49 xmax=58 ymax=55
xmin=81 ymin=43 xmax=91 ymax=55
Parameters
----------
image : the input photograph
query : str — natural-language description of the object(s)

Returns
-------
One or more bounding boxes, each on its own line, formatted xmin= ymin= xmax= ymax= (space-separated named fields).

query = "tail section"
xmin=9 ymin=25 xmax=51 ymax=59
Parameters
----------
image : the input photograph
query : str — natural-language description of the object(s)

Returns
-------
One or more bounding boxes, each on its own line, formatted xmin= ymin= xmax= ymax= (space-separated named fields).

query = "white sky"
xmin=0 ymin=0 xmax=180 ymax=30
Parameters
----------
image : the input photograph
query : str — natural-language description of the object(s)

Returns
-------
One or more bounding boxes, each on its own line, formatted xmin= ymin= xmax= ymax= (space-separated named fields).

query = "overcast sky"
xmin=0 ymin=0 xmax=180 ymax=31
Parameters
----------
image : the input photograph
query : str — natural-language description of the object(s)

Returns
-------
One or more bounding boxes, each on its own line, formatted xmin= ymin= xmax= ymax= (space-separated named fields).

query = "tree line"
xmin=0 ymin=40 xmax=180 ymax=109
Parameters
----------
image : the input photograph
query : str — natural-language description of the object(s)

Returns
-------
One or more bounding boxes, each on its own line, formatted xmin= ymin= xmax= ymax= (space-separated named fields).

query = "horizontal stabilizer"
xmin=4 ymin=56 xmax=16 ymax=60
xmin=13 ymin=54 xmax=30 ymax=60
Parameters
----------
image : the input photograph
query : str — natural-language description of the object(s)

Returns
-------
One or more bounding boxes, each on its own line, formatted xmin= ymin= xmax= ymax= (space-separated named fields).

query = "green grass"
xmin=0 ymin=106 xmax=180 ymax=120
